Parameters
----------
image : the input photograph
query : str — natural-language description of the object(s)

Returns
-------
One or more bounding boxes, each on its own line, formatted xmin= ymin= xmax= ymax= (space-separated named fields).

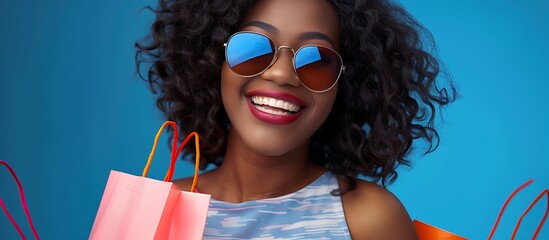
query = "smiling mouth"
xmin=250 ymin=96 xmax=303 ymax=115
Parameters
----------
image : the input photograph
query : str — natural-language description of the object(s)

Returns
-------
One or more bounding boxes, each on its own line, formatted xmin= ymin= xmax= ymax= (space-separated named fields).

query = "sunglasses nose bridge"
xmin=277 ymin=46 xmax=295 ymax=54
xmin=259 ymin=46 xmax=301 ymax=87
xmin=273 ymin=46 xmax=297 ymax=74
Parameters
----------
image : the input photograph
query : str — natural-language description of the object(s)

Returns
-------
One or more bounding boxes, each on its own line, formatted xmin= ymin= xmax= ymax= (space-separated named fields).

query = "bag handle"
xmin=488 ymin=179 xmax=548 ymax=240
xmin=0 ymin=160 xmax=40 ymax=240
xmin=511 ymin=188 xmax=548 ymax=239
xmin=141 ymin=121 xmax=180 ymax=179
xmin=174 ymin=132 xmax=200 ymax=192
xmin=141 ymin=121 xmax=201 ymax=192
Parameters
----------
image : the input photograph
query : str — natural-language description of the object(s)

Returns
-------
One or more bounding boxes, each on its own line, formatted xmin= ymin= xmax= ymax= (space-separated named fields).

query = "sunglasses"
xmin=223 ymin=31 xmax=345 ymax=93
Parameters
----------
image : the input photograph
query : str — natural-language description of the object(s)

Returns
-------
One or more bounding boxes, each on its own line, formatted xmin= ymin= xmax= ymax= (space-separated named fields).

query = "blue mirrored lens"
xmin=295 ymin=46 xmax=341 ymax=91
xmin=227 ymin=33 xmax=274 ymax=75
xmin=295 ymin=46 xmax=331 ymax=69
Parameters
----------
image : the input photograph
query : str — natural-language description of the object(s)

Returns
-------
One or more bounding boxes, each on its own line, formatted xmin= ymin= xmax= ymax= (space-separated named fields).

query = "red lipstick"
xmin=245 ymin=90 xmax=306 ymax=125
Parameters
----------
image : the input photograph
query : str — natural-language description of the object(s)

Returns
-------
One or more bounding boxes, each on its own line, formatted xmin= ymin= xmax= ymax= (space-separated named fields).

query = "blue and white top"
xmin=202 ymin=172 xmax=351 ymax=239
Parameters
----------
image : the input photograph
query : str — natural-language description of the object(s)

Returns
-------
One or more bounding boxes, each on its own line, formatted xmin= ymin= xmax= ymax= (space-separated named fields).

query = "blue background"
xmin=1 ymin=0 xmax=547 ymax=239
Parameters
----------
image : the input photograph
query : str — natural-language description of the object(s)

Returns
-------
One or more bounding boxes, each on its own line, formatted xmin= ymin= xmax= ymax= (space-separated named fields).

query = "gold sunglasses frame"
xmin=223 ymin=31 xmax=345 ymax=93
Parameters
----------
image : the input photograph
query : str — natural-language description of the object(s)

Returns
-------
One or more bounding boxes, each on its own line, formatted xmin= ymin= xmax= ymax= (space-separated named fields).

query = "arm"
xmin=341 ymin=180 xmax=419 ymax=240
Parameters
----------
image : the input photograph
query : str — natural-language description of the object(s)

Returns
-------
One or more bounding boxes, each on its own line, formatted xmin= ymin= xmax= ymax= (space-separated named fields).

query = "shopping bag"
xmin=89 ymin=121 xmax=210 ymax=240
xmin=414 ymin=179 xmax=548 ymax=240
xmin=1 ymin=160 xmax=40 ymax=240
xmin=413 ymin=220 xmax=466 ymax=240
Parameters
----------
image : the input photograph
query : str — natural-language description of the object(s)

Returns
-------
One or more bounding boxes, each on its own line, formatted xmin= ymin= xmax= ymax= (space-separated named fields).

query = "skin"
xmin=174 ymin=0 xmax=419 ymax=239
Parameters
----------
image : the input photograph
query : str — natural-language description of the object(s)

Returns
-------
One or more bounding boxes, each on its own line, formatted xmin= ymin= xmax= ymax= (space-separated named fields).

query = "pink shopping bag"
xmin=1 ymin=160 xmax=40 ymax=240
xmin=89 ymin=121 xmax=210 ymax=240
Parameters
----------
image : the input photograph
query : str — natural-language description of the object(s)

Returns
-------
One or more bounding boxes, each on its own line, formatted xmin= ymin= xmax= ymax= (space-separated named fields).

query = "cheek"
xmin=312 ymin=86 xmax=338 ymax=121
xmin=220 ymin=63 xmax=251 ymax=127
xmin=220 ymin=64 xmax=240 ymax=110
xmin=296 ymin=87 xmax=338 ymax=139
xmin=220 ymin=65 xmax=229 ymax=100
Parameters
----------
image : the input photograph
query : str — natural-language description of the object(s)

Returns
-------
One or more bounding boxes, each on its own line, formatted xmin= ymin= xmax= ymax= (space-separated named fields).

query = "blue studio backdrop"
xmin=1 ymin=0 xmax=548 ymax=239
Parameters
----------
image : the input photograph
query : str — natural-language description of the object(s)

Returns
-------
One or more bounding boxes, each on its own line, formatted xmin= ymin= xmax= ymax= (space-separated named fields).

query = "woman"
xmin=137 ymin=0 xmax=456 ymax=238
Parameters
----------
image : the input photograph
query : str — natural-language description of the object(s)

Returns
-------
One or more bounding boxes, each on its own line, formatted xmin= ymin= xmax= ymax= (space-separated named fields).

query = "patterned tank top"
xmin=202 ymin=172 xmax=351 ymax=239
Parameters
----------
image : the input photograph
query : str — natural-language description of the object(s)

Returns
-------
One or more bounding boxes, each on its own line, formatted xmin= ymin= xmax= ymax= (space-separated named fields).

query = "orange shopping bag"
xmin=413 ymin=220 xmax=466 ymax=240
xmin=89 ymin=121 xmax=210 ymax=240
xmin=1 ymin=160 xmax=40 ymax=240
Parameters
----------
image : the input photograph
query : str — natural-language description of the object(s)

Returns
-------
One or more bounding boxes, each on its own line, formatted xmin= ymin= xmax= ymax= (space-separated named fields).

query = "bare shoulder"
xmin=341 ymin=178 xmax=418 ymax=240
xmin=172 ymin=170 xmax=217 ymax=192
xmin=172 ymin=176 xmax=194 ymax=191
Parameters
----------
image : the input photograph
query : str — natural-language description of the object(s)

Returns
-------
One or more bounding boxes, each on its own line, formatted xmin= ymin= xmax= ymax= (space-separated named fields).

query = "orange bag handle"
xmin=488 ymin=179 xmax=548 ymax=240
xmin=0 ymin=160 xmax=40 ymax=240
xmin=141 ymin=121 xmax=201 ymax=192
xmin=141 ymin=121 xmax=179 ymax=179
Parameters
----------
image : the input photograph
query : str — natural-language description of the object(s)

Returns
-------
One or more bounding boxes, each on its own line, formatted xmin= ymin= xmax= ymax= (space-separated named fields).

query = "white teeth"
xmin=255 ymin=105 xmax=291 ymax=116
xmin=269 ymin=98 xmax=276 ymax=106
xmin=251 ymin=96 xmax=302 ymax=113
xmin=275 ymin=100 xmax=284 ymax=109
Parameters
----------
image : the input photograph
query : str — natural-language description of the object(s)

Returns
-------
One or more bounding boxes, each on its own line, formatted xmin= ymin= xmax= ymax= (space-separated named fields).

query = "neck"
xmin=209 ymin=129 xmax=325 ymax=203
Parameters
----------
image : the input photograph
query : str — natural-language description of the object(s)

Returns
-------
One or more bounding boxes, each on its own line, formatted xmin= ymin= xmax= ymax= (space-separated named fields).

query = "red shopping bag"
xmin=1 ymin=160 xmax=40 ymax=240
xmin=414 ymin=179 xmax=548 ymax=240
xmin=89 ymin=121 xmax=210 ymax=240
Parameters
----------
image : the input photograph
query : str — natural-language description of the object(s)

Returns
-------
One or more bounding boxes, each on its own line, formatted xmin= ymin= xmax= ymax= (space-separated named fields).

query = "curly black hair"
xmin=136 ymin=0 xmax=457 ymax=191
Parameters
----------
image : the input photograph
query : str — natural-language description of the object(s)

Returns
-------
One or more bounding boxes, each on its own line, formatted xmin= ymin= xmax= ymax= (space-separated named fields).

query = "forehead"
xmin=240 ymin=0 xmax=340 ymax=46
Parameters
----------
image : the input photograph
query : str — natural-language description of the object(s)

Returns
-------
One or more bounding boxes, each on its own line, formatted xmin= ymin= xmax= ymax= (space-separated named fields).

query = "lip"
xmin=245 ymin=89 xmax=306 ymax=125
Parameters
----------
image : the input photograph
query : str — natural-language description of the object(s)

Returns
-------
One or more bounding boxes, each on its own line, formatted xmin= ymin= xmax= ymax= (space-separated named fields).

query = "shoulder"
xmin=172 ymin=177 xmax=194 ymax=192
xmin=172 ymin=170 xmax=217 ymax=193
xmin=340 ymin=178 xmax=418 ymax=240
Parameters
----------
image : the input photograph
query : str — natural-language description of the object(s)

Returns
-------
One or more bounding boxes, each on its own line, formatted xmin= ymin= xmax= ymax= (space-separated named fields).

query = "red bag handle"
xmin=488 ymin=179 xmax=548 ymax=240
xmin=141 ymin=121 xmax=201 ymax=192
xmin=0 ymin=160 xmax=40 ymax=240
xmin=174 ymin=132 xmax=200 ymax=192
xmin=511 ymin=189 xmax=548 ymax=239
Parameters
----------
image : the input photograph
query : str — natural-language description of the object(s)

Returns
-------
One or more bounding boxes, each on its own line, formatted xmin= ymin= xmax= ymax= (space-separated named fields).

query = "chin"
xmin=238 ymin=129 xmax=309 ymax=158
xmin=248 ymin=144 xmax=295 ymax=158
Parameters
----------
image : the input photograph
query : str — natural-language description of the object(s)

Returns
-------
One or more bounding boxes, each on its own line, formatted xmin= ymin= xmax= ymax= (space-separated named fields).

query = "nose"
xmin=259 ymin=47 xmax=301 ymax=87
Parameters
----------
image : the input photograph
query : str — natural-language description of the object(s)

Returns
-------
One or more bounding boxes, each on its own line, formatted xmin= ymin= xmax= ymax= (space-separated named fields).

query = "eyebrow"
xmin=298 ymin=32 xmax=335 ymax=47
xmin=241 ymin=21 xmax=335 ymax=47
xmin=241 ymin=21 xmax=279 ymax=34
